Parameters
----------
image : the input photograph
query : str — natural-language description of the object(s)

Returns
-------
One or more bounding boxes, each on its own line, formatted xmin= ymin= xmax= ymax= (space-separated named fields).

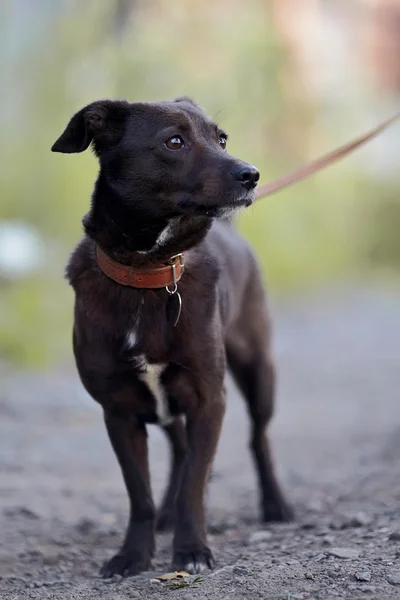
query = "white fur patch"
xmin=155 ymin=219 xmax=177 ymax=246
xmin=125 ymin=331 xmax=171 ymax=424
xmin=139 ymin=362 xmax=172 ymax=426
xmin=217 ymin=205 xmax=245 ymax=219
xmin=138 ymin=218 xmax=178 ymax=255
xmin=126 ymin=330 xmax=137 ymax=349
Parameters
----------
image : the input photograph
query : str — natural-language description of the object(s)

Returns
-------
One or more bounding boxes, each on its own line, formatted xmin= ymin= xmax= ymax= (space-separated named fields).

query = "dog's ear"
xmin=51 ymin=99 xmax=130 ymax=154
xmin=174 ymin=96 xmax=201 ymax=109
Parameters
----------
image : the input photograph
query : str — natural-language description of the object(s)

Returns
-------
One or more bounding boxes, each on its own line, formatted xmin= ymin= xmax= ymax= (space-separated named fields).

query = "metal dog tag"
xmin=165 ymin=258 xmax=182 ymax=327
xmin=166 ymin=288 xmax=182 ymax=327
xmin=171 ymin=290 xmax=182 ymax=327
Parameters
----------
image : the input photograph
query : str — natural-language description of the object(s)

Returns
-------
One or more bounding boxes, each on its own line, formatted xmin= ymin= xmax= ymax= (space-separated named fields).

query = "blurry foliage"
xmin=0 ymin=0 xmax=399 ymax=367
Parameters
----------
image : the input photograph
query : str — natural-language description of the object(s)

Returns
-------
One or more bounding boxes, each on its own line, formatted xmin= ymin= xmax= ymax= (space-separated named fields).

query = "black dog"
xmin=52 ymin=97 xmax=292 ymax=577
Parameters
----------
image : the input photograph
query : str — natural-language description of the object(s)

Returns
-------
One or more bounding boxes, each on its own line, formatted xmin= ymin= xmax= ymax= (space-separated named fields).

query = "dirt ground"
xmin=1 ymin=285 xmax=400 ymax=600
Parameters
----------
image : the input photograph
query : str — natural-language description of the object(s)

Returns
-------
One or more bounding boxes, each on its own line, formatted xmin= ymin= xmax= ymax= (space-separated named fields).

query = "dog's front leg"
xmin=172 ymin=389 xmax=226 ymax=574
xmin=157 ymin=418 xmax=187 ymax=531
xmin=100 ymin=409 xmax=155 ymax=578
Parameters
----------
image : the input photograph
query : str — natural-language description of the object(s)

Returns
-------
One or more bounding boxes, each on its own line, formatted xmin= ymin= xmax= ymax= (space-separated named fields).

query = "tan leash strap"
xmin=256 ymin=111 xmax=400 ymax=200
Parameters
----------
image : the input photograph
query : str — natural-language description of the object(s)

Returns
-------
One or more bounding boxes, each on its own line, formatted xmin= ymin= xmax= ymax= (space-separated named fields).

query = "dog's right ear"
xmin=51 ymin=99 xmax=130 ymax=154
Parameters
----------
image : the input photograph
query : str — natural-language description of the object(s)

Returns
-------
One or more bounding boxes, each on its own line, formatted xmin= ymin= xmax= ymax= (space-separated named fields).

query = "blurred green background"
xmin=1 ymin=0 xmax=399 ymax=367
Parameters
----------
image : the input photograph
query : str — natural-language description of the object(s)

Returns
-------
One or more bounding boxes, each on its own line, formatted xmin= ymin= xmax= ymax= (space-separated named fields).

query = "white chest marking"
xmin=139 ymin=362 xmax=172 ymax=426
xmin=125 ymin=332 xmax=172 ymax=426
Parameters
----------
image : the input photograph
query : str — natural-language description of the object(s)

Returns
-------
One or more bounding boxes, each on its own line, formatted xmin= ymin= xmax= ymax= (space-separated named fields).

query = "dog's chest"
xmin=125 ymin=328 xmax=173 ymax=426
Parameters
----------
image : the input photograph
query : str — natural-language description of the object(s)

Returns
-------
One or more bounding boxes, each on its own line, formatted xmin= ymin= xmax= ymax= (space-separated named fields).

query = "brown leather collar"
xmin=96 ymin=245 xmax=185 ymax=289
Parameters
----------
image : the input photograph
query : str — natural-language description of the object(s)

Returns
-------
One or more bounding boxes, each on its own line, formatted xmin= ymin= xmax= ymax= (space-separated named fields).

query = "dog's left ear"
xmin=51 ymin=99 xmax=130 ymax=154
xmin=174 ymin=96 xmax=201 ymax=109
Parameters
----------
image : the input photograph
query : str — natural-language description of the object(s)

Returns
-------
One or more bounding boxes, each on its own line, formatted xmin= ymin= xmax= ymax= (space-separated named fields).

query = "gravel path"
xmin=1 ymin=285 xmax=400 ymax=599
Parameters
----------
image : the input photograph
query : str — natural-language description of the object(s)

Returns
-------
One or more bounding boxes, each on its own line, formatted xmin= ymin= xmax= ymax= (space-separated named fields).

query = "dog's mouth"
xmin=179 ymin=190 xmax=255 ymax=219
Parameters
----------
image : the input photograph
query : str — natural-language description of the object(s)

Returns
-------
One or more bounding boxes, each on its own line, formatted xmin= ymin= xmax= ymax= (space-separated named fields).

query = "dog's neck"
xmin=83 ymin=173 xmax=213 ymax=267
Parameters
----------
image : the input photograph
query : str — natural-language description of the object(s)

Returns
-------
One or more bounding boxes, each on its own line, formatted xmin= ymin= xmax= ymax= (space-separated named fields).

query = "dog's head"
xmin=52 ymin=97 xmax=259 ymax=219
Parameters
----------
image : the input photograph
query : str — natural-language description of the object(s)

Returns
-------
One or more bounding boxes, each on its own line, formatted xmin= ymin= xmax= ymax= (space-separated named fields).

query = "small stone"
xmin=355 ymin=571 xmax=371 ymax=582
xmin=27 ymin=549 xmax=43 ymax=558
xmin=209 ymin=565 xmax=234 ymax=577
xmin=301 ymin=522 xmax=316 ymax=530
xmin=4 ymin=506 xmax=40 ymax=520
xmin=291 ymin=594 xmax=304 ymax=599
xmin=328 ymin=547 xmax=360 ymax=559
xmin=42 ymin=555 xmax=58 ymax=566
xmin=329 ymin=518 xmax=345 ymax=531
xmin=322 ymin=534 xmax=335 ymax=545
xmin=127 ymin=592 xmax=140 ymax=598
xmin=233 ymin=566 xmax=249 ymax=576
xmin=249 ymin=530 xmax=272 ymax=543
xmin=346 ymin=512 xmax=372 ymax=528
xmin=150 ymin=578 xmax=162 ymax=584
xmin=304 ymin=572 xmax=314 ymax=580
xmin=387 ymin=571 xmax=400 ymax=586
xmin=209 ymin=522 xmax=229 ymax=535
xmin=389 ymin=531 xmax=400 ymax=541
xmin=75 ymin=517 xmax=96 ymax=535
xmin=51 ymin=538 xmax=69 ymax=547
xmin=378 ymin=526 xmax=390 ymax=533
xmin=361 ymin=585 xmax=376 ymax=593
xmin=312 ymin=553 xmax=327 ymax=562
xmin=103 ymin=575 xmax=123 ymax=584
xmin=327 ymin=570 xmax=339 ymax=579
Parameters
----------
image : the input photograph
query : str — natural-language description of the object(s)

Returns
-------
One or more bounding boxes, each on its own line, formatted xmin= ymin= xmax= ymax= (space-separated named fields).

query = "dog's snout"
xmin=233 ymin=165 xmax=260 ymax=190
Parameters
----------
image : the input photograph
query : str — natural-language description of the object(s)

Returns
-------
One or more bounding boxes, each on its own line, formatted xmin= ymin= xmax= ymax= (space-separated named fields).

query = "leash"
xmin=255 ymin=111 xmax=400 ymax=201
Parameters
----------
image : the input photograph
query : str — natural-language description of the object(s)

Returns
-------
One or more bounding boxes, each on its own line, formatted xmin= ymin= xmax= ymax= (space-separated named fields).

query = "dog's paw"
xmin=173 ymin=546 xmax=215 ymax=574
xmin=100 ymin=552 xmax=151 ymax=578
xmin=262 ymin=500 xmax=294 ymax=523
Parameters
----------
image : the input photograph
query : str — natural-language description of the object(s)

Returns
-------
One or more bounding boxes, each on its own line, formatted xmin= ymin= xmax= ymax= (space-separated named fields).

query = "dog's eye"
xmin=219 ymin=135 xmax=227 ymax=150
xmin=165 ymin=136 xmax=184 ymax=150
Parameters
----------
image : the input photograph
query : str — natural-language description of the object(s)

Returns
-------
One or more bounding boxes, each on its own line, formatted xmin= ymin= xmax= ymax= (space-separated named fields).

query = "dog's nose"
xmin=233 ymin=165 xmax=260 ymax=190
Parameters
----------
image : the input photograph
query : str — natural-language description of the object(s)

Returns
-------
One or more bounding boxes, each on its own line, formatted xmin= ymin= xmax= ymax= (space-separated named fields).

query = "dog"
xmin=51 ymin=96 xmax=293 ymax=577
